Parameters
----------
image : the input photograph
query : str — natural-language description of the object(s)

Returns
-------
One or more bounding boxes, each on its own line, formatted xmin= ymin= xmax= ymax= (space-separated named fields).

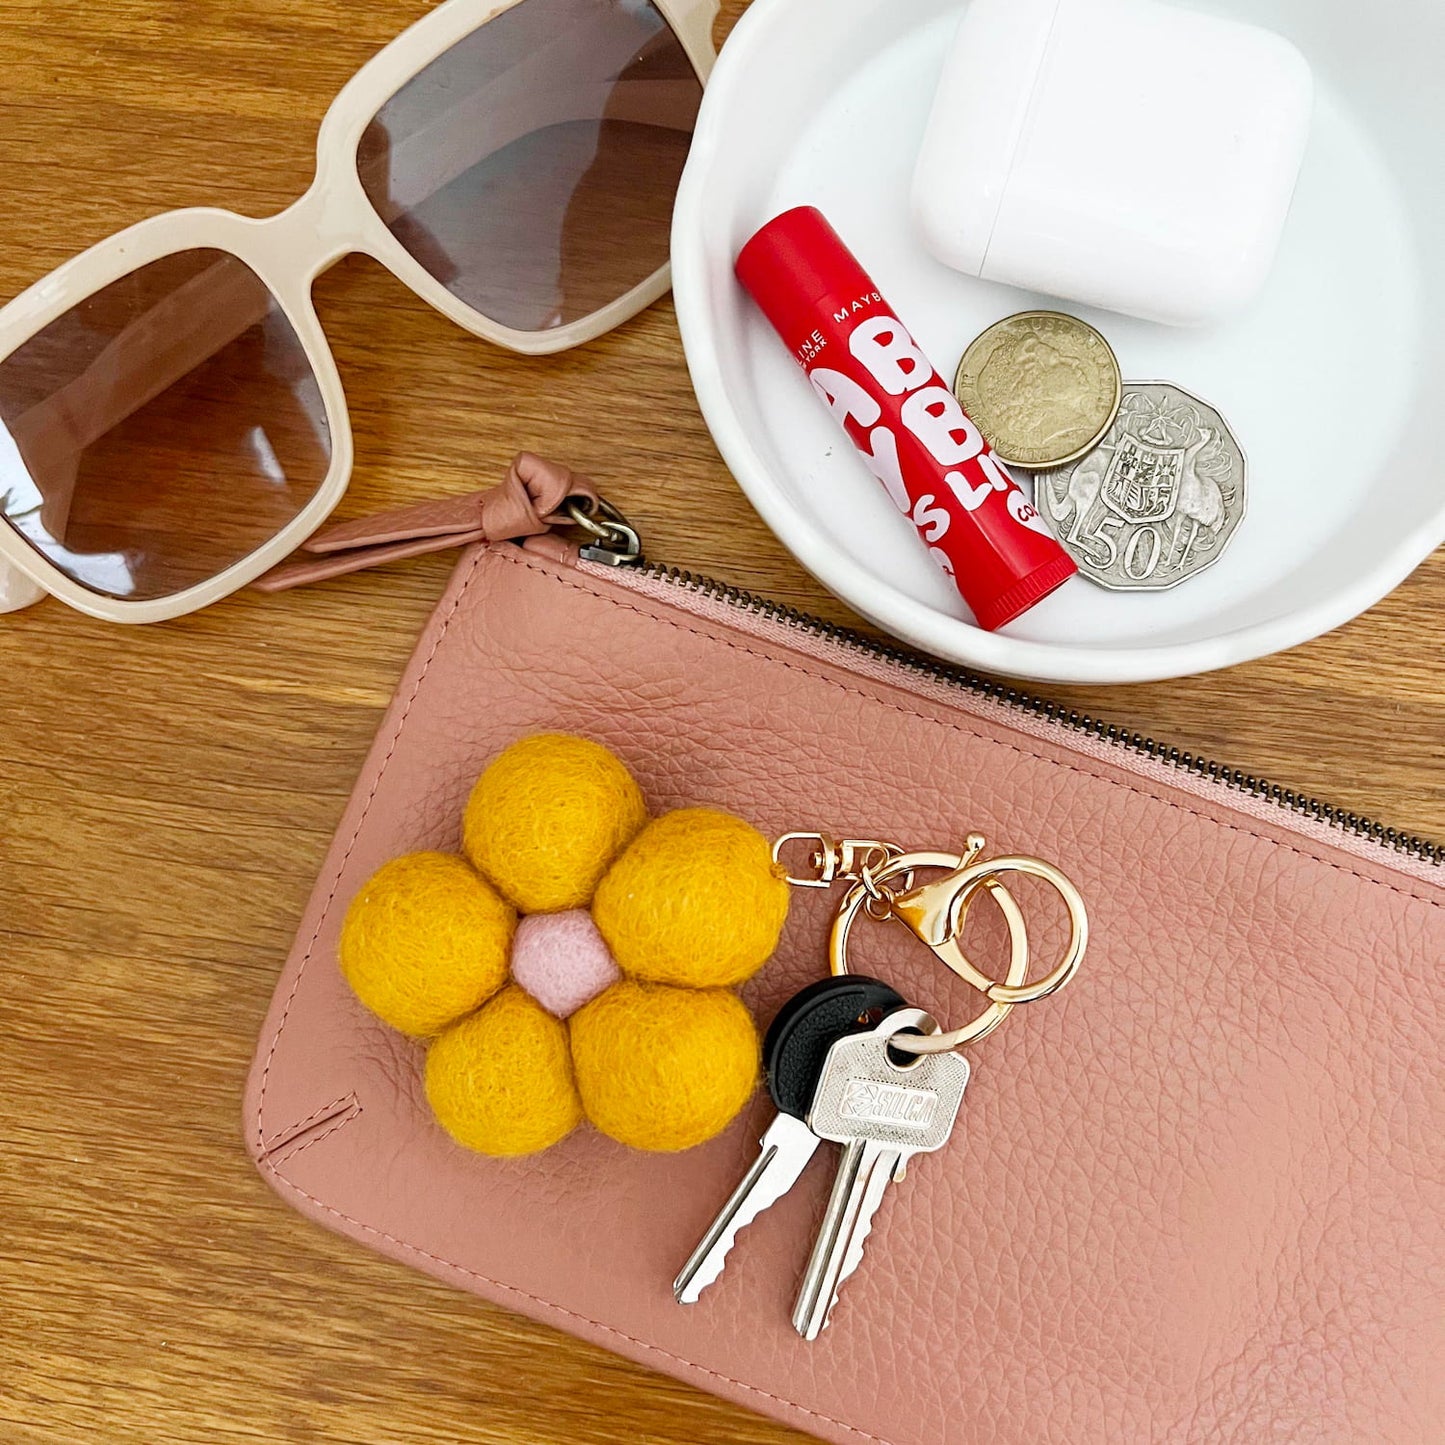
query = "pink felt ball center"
xmin=510 ymin=910 xmax=621 ymax=1020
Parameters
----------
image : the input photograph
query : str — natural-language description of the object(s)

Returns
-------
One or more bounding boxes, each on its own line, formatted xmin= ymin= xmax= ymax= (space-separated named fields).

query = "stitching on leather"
xmin=258 ymin=1157 xmax=893 ymax=1445
xmin=255 ymin=545 xmax=1443 ymax=1445
xmin=497 ymin=552 xmax=1444 ymax=909
xmin=267 ymin=1107 xmax=363 ymax=1169
xmin=265 ymin=1094 xmax=357 ymax=1148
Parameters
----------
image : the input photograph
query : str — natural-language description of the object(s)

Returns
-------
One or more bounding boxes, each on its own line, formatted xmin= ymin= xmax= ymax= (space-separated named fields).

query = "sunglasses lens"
xmin=358 ymin=0 xmax=703 ymax=334
xmin=0 ymin=249 xmax=332 ymax=603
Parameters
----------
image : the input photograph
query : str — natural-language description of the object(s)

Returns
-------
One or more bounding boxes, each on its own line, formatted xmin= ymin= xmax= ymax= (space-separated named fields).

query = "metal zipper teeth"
xmin=640 ymin=562 xmax=1444 ymax=867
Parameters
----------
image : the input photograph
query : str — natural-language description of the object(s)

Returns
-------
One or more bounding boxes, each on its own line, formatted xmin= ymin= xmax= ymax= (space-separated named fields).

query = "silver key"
xmin=674 ymin=976 xmax=909 ymax=1304
xmin=792 ymin=1008 xmax=970 ymax=1340
xmin=673 ymin=1112 xmax=820 ymax=1304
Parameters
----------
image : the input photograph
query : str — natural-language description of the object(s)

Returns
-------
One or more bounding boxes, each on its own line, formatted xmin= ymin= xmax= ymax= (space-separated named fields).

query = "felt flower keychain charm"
xmin=339 ymin=734 xmax=790 ymax=1156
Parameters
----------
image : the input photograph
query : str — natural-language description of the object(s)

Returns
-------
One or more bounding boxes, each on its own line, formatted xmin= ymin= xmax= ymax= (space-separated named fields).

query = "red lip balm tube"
xmin=736 ymin=206 xmax=1076 ymax=631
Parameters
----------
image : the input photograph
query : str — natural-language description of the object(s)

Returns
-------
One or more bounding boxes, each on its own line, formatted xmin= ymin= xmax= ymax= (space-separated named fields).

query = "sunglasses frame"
xmin=0 ymin=0 xmax=719 ymax=623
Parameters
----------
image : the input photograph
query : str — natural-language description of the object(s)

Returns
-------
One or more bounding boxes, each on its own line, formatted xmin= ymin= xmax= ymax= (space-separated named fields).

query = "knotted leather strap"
xmin=253 ymin=452 xmax=601 ymax=593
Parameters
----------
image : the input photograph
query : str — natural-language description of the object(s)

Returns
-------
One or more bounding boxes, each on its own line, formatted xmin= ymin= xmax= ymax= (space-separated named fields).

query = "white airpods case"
xmin=911 ymin=0 xmax=1314 ymax=327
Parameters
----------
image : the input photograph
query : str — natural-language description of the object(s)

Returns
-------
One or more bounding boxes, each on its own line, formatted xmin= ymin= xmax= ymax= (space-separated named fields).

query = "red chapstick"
xmin=736 ymin=206 xmax=1076 ymax=631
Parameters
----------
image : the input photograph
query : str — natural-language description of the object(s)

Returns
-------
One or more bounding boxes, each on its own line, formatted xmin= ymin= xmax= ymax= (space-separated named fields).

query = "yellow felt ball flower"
xmin=461 ymin=733 xmax=647 ymax=913
xmin=592 ymin=809 xmax=790 ymax=988
xmin=339 ymin=852 xmax=514 ymax=1037
xmin=426 ymin=985 xmax=582 ymax=1156
xmin=341 ymin=734 xmax=790 ymax=1157
xmin=570 ymin=983 xmax=760 ymax=1152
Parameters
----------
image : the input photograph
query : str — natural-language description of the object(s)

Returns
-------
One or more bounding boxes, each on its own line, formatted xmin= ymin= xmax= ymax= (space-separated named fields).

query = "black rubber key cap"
xmin=764 ymin=975 xmax=909 ymax=1119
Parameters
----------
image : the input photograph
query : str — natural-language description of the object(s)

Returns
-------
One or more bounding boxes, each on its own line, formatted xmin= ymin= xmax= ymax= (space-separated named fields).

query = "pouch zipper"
xmin=634 ymin=560 xmax=1443 ymax=867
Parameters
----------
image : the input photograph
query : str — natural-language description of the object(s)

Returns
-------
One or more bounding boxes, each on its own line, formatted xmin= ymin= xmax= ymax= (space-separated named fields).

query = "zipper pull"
xmin=566 ymin=497 xmax=644 ymax=567
xmin=252 ymin=452 xmax=631 ymax=593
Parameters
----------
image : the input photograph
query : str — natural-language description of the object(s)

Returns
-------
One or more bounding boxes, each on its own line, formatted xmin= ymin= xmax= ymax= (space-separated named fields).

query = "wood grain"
xmin=0 ymin=2 xmax=1439 ymax=1442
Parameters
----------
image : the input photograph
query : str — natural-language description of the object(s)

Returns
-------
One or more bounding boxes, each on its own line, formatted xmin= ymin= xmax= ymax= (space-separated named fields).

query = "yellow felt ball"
xmin=463 ymin=734 xmax=649 ymax=914
xmin=591 ymin=809 xmax=789 ymax=988
xmin=570 ymin=982 xmax=759 ymax=1152
xmin=426 ymin=985 xmax=583 ymax=1156
xmin=339 ymin=852 xmax=515 ymax=1037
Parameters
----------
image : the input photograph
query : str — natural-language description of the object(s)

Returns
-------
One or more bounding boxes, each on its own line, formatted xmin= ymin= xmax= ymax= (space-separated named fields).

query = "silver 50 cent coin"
xmin=1034 ymin=382 xmax=1246 ymax=590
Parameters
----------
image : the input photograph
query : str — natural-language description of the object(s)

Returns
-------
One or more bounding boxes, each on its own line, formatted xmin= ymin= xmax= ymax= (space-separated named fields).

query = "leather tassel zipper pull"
xmin=253 ymin=452 xmax=640 ymax=593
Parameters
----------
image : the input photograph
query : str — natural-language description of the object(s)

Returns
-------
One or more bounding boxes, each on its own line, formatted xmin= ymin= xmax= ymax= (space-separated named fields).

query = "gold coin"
xmin=954 ymin=311 xmax=1122 ymax=469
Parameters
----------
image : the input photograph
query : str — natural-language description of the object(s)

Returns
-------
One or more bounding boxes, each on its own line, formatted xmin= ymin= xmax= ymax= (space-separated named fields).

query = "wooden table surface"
xmin=0 ymin=3 xmax=1440 ymax=1442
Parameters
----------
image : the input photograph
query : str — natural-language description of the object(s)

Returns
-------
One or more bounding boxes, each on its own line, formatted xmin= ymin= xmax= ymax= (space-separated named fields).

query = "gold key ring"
xmin=829 ymin=849 xmax=1089 ymax=1052
xmin=894 ymin=852 xmax=1089 ymax=1007
xmin=829 ymin=851 xmax=1032 ymax=1053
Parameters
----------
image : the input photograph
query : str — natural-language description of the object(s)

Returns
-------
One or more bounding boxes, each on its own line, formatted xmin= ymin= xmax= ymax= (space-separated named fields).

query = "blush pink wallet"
xmin=245 ymin=513 xmax=1445 ymax=1444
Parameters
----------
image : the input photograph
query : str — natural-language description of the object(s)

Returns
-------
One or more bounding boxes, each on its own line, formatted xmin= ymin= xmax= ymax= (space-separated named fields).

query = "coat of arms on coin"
xmin=1035 ymin=382 xmax=1246 ymax=590
xmin=954 ymin=311 xmax=1121 ymax=468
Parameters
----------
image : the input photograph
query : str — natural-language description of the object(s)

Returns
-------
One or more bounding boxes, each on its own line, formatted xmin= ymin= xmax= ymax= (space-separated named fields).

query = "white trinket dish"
xmin=911 ymin=0 xmax=1314 ymax=327
xmin=671 ymin=0 xmax=1441 ymax=684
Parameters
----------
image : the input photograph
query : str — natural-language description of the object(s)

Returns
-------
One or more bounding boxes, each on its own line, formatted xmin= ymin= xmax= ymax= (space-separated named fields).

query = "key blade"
xmin=791 ymin=1139 xmax=901 ymax=1341
xmin=673 ymin=1113 xmax=819 ymax=1305
xmin=811 ymin=1147 xmax=898 ymax=1339
xmin=791 ymin=1139 xmax=868 ymax=1336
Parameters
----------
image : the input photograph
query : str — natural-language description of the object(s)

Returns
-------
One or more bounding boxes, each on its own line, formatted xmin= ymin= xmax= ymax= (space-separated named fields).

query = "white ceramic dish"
xmin=672 ymin=0 xmax=1443 ymax=684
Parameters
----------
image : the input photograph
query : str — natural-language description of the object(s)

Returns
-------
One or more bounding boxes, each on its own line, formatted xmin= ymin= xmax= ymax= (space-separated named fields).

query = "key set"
xmin=674 ymin=833 xmax=1089 ymax=1341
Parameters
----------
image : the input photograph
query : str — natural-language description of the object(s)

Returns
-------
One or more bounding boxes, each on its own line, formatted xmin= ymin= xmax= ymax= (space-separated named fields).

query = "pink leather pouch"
xmin=245 ymin=534 xmax=1445 ymax=1445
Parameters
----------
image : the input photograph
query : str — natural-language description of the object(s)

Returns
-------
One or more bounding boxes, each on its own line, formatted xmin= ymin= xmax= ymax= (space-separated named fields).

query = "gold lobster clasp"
xmin=827 ymin=836 xmax=1089 ymax=1054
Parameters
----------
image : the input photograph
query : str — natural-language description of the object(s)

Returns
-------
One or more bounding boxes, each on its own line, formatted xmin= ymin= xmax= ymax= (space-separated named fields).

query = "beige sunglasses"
xmin=0 ymin=0 xmax=717 ymax=623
